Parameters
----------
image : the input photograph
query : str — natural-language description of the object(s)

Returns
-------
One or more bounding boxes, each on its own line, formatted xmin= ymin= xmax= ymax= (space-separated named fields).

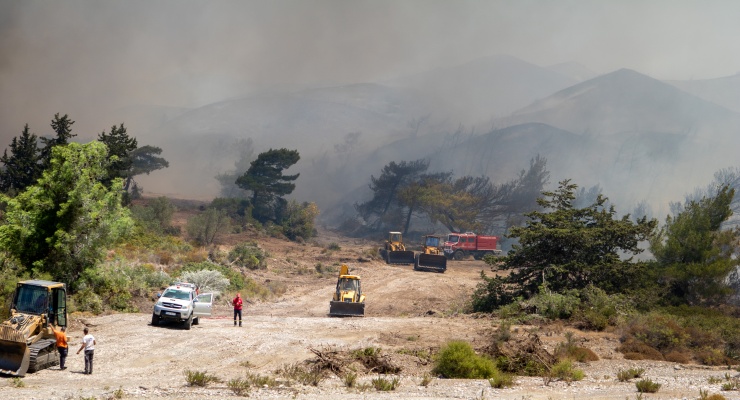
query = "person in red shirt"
xmin=232 ymin=293 xmax=243 ymax=327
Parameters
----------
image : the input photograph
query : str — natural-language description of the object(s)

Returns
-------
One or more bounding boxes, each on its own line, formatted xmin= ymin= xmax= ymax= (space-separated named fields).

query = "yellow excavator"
xmin=0 ymin=280 xmax=67 ymax=377
xmin=328 ymin=265 xmax=365 ymax=317
xmin=414 ymin=234 xmax=447 ymax=272
xmin=378 ymin=231 xmax=415 ymax=264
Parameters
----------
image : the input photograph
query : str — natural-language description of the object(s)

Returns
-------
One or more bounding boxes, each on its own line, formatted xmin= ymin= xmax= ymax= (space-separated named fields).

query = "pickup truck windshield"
xmin=162 ymin=289 xmax=191 ymax=300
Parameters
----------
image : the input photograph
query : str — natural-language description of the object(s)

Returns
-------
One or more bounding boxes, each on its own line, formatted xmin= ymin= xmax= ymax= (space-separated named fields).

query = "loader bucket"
xmin=0 ymin=326 xmax=30 ymax=377
xmin=387 ymin=251 xmax=415 ymax=265
xmin=329 ymin=301 xmax=365 ymax=317
xmin=415 ymin=253 xmax=447 ymax=272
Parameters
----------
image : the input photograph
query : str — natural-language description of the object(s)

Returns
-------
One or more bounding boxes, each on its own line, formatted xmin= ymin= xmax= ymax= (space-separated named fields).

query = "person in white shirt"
xmin=76 ymin=327 xmax=96 ymax=375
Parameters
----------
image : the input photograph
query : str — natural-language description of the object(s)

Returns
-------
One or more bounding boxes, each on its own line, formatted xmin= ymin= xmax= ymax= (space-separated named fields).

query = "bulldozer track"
xmin=27 ymin=339 xmax=58 ymax=373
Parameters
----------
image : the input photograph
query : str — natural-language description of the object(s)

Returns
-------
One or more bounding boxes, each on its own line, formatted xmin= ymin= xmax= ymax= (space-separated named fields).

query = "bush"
xmin=280 ymin=201 xmax=319 ymax=241
xmin=180 ymin=269 xmax=230 ymax=294
xmin=489 ymin=369 xmax=514 ymax=388
xmin=371 ymin=376 xmax=400 ymax=391
xmin=635 ymin=378 xmax=661 ymax=393
xmin=433 ymin=341 xmax=497 ymax=379
xmin=547 ymin=359 xmax=584 ymax=384
xmin=276 ymin=362 xmax=325 ymax=386
xmin=228 ymin=242 xmax=267 ymax=270
xmin=227 ymin=377 xmax=250 ymax=396
xmin=616 ymin=367 xmax=645 ymax=382
xmin=186 ymin=208 xmax=232 ymax=245
xmin=184 ymin=369 xmax=221 ymax=387
xmin=130 ymin=196 xmax=176 ymax=234
xmin=178 ymin=261 xmax=245 ymax=292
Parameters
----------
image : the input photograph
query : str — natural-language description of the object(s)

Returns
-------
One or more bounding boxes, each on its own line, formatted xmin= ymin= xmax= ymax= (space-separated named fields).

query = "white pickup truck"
xmin=151 ymin=284 xmax=212 ymax=329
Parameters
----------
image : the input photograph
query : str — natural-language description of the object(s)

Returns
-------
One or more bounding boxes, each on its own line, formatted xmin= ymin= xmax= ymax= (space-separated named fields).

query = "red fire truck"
xmin=443 ymin=232 xmax=502 ymax=260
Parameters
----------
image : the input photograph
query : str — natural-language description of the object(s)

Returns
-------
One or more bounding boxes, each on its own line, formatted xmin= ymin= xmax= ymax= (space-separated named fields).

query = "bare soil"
xmin=1 ymin=228 xmax=735 ymax=399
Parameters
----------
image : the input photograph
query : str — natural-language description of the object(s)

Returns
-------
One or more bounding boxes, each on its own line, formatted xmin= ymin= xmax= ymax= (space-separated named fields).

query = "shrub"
xmin=528 ymin=289 xmax=581 ymax=320
xmin=227 ymin=378 xmax=251 ymax=396
xmin=180 ymin=269 xmax=230 ymax=294
xmin=616 ymin=367 xmax=645 ymax=382
xmin=281 ymin=201 xmax=319 ymax=241
xmin=178 ymin=261 xmax=245 ymax=291
xmin=184 ymin=369 xmax=221 ymax=387
xmin=554 ymin=332 xmax=599 ymax=362
xmin=228 ymin=242 xmax=267 ymax=270
xmin=371 ymin=376 xmax=400 ymax=391
xmin=343 ymin=371 xmax=357 ymax=387
xmin=130 ymin=196 xmax=176 ymax=234
xmin=244 ymin=372 xmax=277 ymax=387
xmin=433 ymin=341 xmax=497 ymax=379
xmin=547 ymin=359 xmax=584 ymax=385
xmin=276 ymin=362 xmax=325 ymax=386
xmin=635 ymin=378 xmax=661 ymax=393
xmin=419 ymin=374 xmax=432 ymax=387
xmin=186 ymin=208 xmax=232 ymax=245
xmin=72 ymin=287 xmax=103 ymax=314
xmin=489 ymin=369 xmax=514 ymax=388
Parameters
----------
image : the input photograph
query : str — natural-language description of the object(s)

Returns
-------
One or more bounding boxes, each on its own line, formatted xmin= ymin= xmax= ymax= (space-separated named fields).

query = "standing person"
xmin=232 ymin=292 xmax=243 ymax=327
xmin=76 ymin=327 xmax=96 ymax=375
xmin=52 ymin=325 xmax=68 ymax=370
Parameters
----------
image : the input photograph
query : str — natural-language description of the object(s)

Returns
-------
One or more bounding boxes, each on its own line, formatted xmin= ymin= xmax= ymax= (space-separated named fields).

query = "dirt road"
xmin=0 ymin=234 xmax=734 ymax=399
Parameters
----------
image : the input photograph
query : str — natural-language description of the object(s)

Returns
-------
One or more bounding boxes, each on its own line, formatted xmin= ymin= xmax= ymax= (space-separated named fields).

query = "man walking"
xmin=52 ymin=325 xmax=68 ymax=370
xmin=232 ymin=293 xmax=243 ymax=327
xmin=76 ymin=327 xmax=96 ymax=374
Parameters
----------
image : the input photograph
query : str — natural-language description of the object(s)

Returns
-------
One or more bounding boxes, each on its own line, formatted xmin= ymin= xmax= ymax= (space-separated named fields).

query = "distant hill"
xmin=668 ymin=73 xmax=740 ymax=114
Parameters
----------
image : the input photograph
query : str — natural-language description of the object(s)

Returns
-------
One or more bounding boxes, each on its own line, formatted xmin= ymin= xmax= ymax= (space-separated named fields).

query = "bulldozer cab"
xmin=11 ymin=280 xmax=67 ymax=327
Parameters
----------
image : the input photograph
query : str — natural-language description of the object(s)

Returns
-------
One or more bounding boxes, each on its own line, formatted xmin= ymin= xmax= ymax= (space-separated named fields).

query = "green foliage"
xmin=547 ymin=359 xmax=584 ymax=384
xmin=635 ymin=378 xmax=661 ymax=393
xmin=243 ymin=371 xmax=278 ymax=387
xmin=228 ymin=242 xmax=267 ymax=270
xmin=227 ymin=377 xmax=251 ymax=396
xmin=432 ymin=340 xmax=497 ymax=379
xmin=343 ymin=371 xmax=357 ymax=387
xmin=127 ymin=145 xmax=169 ymax=192
xmin=130 ymin=197 xmax=176 ymax=234
xmin=184 ymin=369 xmax=221 ymax=387
xmin=97 ymin=123 xmax=137 ymax=188
xmin=617 ymin=367 xmax=645 ymax=382
xmin=0 ymin=142 xmax=133 ymax=285
xmin=180 ymin=269 xmax=229 ymax=294
xmin=209 ymin=197 xmax=255 ymax=228
xmin=0 ymin=124 xmax=43 ymax=194
xmin=276 ymin=362 xmax=326 ymax=386
xmin=371 ymin=376 xmax=400 ymax=391
xmin=178 ymin=261 xmax=244 ymax=291
xmin=488 ymin=369 xmax=514 ymax=388
xmin=473 ymin=179 xmax=657 ymax=311
xmin=186 ymin=208 xmax=231 ymax=245
xmin=281 ymin=200 xmax=319 ymax=241
xmin=236 ymin=148 xmax=300 ymax=223
xmin=39 ymin=113 xmax=76 ymax=167
xmin=10 ymin=377 xmax=24 ymax=388
xmin=650 ymin=185 xmax=739 ymax=306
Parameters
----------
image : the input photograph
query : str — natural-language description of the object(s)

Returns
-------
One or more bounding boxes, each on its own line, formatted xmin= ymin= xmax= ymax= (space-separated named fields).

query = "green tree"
xmin=97 ymin=123 xmax=137 ymax=187
xmin=0 ymin=124 xmax=43 ymax=194
xmin=236 ymin=148 xmax=300 ymax=223
xmin=39 ymin=113 xmax=76 ymax=167
xmin=281 ymin=200 xmax=320 ymax=241
xmin=650 ymin=185 xmax=739 ymax=306
xmin=472 ymin=180 xmax=657 ymax=311
xmin=355 ymin=159 xmax=429 ymax=231
xmin=0 ymin=142 xmax=133 ymax=285
xmin=186 ymin=208 xmax=231 ymax=245
xmin=127 ymin=145 xmax=169 ymax=194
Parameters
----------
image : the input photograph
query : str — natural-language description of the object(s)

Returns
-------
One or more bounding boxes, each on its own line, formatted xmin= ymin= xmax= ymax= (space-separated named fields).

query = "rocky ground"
xmin=1 ymin=229 xmax=738 ymax=399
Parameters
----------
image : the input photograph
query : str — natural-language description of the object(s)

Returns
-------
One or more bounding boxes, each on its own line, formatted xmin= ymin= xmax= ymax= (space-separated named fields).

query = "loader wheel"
xmin=151 ymin=313 xmax=159 ymax=326
xmin=453 ymin=250 xmax=464 ymax=261
xmin=413 ymin=255 xmax=419 ymax=271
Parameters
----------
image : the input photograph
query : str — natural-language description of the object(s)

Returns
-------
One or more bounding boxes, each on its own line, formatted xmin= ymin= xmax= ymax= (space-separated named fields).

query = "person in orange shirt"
xmin=52 ymin=325 xmax=68 ymax=370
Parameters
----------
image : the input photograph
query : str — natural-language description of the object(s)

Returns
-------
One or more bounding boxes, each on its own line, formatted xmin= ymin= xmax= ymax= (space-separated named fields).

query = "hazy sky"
xmin=2 ymin=0 xmax=740 ymax=146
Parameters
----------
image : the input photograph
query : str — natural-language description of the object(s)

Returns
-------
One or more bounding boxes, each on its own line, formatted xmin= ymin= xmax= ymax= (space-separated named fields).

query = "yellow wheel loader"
xmin=328 ymin=265 xmax=365 ymax=317
xmin=378 ymin=231 xmax=415 ymax=264
xmin=414 ymin=234 xmax=447 ymax=273
xmin=0 ymin=280 xmax=67 ymax=377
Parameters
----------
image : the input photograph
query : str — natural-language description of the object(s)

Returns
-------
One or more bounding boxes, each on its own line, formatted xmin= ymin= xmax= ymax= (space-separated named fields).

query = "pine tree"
xmin=0 ymin=124 xmax=43 ymax=194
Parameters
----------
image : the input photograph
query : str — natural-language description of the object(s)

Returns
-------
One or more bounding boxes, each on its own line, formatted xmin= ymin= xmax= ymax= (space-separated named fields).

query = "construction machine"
xmin=378 ymin=231 xmax=415 ymax=264
xmin=0 ymin=280 xmax=67 ymax=377
xmin=328 ymin=265 xmax=365 ymax=317
xmin=414 ymin=234 xmax=447 ymax=273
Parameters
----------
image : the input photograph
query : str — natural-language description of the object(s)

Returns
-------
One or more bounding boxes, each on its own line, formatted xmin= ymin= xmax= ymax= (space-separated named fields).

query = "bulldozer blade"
xmin=0 ymin=326 xmax=30 ymax=377
xmin=415 ymin=254 xmax=447 ymax=272
xmin=387 ymin=251 xmax=415 ymax=265
xmin=329 ymin=301 xmax=365 ymax=317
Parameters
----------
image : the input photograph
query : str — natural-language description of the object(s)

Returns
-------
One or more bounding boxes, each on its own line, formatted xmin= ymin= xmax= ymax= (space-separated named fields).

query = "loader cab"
xmin=389 ymin=232 xmax=403 ymax=244
xmin=337 ymin=277 xmax=360 ymax=294
xmin=424 ymin=235 xmax=441 ymax=248
xmin=11 ymin=280 xmax=67 ymax=327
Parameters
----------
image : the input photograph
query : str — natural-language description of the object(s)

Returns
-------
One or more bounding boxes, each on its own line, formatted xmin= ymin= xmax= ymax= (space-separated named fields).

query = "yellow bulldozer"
xmin=378 ymin=231 xmax=415 ymax=264
xmin=414 ymin=234 xmax=447 ymax=272
xmin=328 ymin=265 xmax=365 ymax=317
xmin=0 ymin=280 xmax=68 ymax=377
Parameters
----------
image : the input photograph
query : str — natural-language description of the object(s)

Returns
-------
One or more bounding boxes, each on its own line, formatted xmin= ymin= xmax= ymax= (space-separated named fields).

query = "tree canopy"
xmin=236 ymin=148 xmax=300 ymax=223
xmin=472 ymin=180 xmax=657 ymax=312
xmin=0 ymin=142 xmax=133 ymax=285
xmin=98 ymin=123 xmax=137 ymax=187
xmin=0 ymin=124 xmax=43 ymax=194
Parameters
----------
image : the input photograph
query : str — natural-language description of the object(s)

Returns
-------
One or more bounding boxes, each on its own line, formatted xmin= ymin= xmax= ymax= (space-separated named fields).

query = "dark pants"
xmin=234 ymin=309 xmax=242 ymax=325
xmin=84 ymin=350 xmax=94 ymax=374
xmin=58 ymin=347 xmax=67 ymax=369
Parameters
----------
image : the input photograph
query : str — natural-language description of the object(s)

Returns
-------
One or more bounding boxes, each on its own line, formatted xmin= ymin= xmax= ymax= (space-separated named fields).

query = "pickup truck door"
xmin=193 ymin=293 xmax=213 ymax=317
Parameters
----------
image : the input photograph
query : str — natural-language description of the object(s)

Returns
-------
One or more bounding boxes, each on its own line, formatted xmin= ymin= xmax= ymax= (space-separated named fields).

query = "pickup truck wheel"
xmin=453 ymin=250 xmax=464 ymax=261
xmin=193 ymin=317 xmax=199 ymax=325
xmin=151 ymin=313 xmax=159 ymax=326
xmin=184 ymin=315 xmax=193 ymax=330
